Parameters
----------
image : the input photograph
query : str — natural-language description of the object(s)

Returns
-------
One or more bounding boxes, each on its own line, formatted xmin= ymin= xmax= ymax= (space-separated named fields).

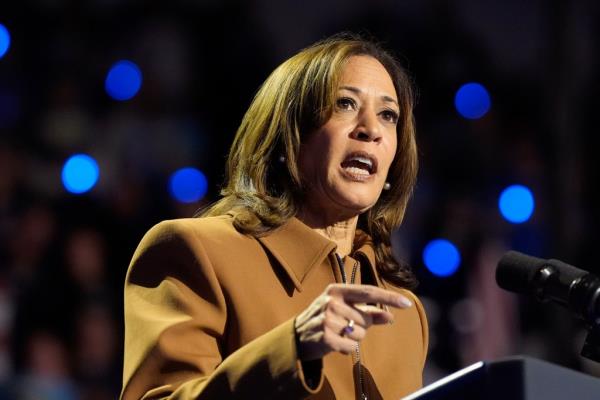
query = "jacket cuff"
xmin=273 ymin=317 xmax=324 ymax=395
xmin=215 ymin=317 xmax=324 ymax=397
xmin=296 ymin=358 xmax=324 ymax=393
xmin=293 ymin=317 xmax=324 ymax=392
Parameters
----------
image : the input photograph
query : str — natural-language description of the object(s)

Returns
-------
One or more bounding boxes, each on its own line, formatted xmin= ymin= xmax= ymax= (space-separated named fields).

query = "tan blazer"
xmin=121 ymin=214 xmax=428 ymax=399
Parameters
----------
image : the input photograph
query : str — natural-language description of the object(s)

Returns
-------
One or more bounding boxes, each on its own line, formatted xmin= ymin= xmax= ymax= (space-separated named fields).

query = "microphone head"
xmin=496 ymin=250 xmax=547 ymax=294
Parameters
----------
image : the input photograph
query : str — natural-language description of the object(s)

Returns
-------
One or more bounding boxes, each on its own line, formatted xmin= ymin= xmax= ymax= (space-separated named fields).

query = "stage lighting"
xmin=62 ymin=154 xmax=100 ymax=194
xmin=454 ymin=82 xmax=491 ymax=119
xmin=499 ymin=184 xmax=534 ymax=223
xmin=0 ymin=23 xmax=10 ymax=59
xmin=105 ymin=60 xmax=142 ymax=101
xmin=169 ymin=167 xmax=208 ymax=203
xmin=423 ymin=239 xmax=461 ymax=277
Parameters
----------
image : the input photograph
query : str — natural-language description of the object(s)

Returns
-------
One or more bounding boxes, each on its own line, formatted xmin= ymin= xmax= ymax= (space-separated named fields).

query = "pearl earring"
xmin=383 ymin=182 xmax=391 ymax=190
xmin=278 ymin=155 xmax=286 ymax=163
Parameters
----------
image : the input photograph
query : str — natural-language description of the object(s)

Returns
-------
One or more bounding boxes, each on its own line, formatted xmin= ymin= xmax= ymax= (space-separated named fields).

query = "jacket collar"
xmin=352 ymin=229 xmax=383 ymax=287
xmin=257 ymin=217 xmax=380 ymax=291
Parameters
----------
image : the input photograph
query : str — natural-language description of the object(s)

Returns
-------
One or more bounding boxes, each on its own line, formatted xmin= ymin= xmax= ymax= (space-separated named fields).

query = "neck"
xmin=297 ymin=208 xmax=358 ymax=258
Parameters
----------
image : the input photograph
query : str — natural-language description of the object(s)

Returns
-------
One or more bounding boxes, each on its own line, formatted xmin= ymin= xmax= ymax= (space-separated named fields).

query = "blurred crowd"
xmin=1 ymin=1 xmax=600 ymax=399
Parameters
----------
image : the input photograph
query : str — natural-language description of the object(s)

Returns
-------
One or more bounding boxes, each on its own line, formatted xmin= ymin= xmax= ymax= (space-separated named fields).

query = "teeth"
xmin=341 ymin=154 xmax=376 ymax=176
xmin=350 ymin=156 xmax=373 ymax=169
xmin=344 ymin=166 xmax=370 ymax=176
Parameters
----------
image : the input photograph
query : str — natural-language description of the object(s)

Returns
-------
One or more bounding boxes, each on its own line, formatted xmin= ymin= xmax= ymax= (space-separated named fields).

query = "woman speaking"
xmin=120 ymin=34 xmax=428 ymax=399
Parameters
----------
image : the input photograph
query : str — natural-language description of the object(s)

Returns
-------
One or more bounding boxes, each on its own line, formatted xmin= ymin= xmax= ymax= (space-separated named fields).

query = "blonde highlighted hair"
xmin=201 ymin=33 xmax=418 ymax=288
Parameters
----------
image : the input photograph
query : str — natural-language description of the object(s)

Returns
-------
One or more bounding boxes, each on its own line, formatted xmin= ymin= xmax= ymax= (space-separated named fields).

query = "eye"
xmin=381 ymin=109 xmax=399 ymax=124
xmin=336 ymin=97 xmax=357 ymax=111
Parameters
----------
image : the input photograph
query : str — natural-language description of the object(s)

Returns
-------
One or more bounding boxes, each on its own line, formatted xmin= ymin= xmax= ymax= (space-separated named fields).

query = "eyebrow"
xmin=339 ymin=85 xmax=399 ymax=108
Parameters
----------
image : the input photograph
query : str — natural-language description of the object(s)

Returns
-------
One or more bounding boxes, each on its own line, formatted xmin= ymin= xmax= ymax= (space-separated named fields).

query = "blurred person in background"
xmin=64 ymin=227 xmax=111 ymax=303
xmin=121 ymin=34 xmax=428 ymax=399
xmin=0 ymin=142 xmax=21 ymax=263
xmin=74 ymin=303 xmax=121 ymax=400
xmin=7 ymin=203 xmax=57 ymax=291
xmin=0 ymin=281 xmax=14 ymax=386
xmin=8 ymin=202 xmax=63 ymax=374
xmin=14 ymin=330 xmax=78 ymax=400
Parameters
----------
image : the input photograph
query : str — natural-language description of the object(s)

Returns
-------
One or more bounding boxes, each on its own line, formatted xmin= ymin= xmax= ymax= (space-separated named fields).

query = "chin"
xmin=334 ymin=191 xmax=379 ymax=215
xmin=341 ymin=181 xmax=381 ymax=202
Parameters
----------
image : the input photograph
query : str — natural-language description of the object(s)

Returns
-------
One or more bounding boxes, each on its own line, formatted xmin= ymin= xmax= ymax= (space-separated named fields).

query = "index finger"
xmin=328 ymin=284 xmax=412 ymax=308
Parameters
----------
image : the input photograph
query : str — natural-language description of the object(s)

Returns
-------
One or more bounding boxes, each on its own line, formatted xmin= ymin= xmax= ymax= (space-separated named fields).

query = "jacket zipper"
xmin=335 ymin=254 xmax=367 ymax=400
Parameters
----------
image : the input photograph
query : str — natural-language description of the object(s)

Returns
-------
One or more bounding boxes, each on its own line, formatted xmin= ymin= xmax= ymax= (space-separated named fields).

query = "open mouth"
xmin=340 ymin=151 xmax=378 ymax=178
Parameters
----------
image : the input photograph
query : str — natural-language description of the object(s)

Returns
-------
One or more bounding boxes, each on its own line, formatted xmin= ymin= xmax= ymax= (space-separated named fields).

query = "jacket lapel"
xmin=352 ymin=230 xmax=383 ymax=288
xmin=257 ymin=217 xmax=383 ymax=292
xmin=257 ymin=217 xmax=336 ymax=292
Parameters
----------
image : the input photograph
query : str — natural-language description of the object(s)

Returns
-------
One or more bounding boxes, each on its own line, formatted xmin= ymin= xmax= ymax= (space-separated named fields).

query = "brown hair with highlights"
xmin=201 ymin=33 xmax=418 ymax=288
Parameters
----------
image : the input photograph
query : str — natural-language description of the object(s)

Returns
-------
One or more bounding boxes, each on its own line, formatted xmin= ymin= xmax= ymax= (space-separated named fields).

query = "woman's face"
xmin=298 ymin=55 xmax=399 ymax=221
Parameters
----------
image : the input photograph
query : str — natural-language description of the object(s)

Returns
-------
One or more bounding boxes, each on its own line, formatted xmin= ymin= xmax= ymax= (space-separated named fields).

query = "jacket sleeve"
xmin=120 ymin=220 xmax=323 ymax=399
xmin=412 ymin=293 xmax=429 ymax=371
xmin=396 ymin=288 xmax=429 ymax=372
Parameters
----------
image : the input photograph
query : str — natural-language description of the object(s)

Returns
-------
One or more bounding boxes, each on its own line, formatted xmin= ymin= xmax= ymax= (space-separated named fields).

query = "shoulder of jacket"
xmin=140 ymin=215 xmax=250 ymax=247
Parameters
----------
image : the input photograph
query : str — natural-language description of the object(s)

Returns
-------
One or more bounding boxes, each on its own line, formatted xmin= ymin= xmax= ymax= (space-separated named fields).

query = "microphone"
xmin=496 ymin=251 xmax=600 ymax=324
xmin=496 ymin=251 xmax=600 ymax=362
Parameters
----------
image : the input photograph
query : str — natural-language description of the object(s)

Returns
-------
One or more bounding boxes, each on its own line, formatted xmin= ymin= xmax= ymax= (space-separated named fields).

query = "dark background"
xmin=1 ymin=1 xmax=599 ymax=398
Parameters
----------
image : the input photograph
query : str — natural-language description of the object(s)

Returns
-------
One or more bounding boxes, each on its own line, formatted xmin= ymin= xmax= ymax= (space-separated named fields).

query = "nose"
xmin=351 ymin=109 xmax=382 ymax=143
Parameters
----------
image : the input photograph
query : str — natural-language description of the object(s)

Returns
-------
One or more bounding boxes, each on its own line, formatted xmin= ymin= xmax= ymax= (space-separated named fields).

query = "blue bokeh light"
xmin=169 ymin=167 xmax=208 ymax=203
xmin=62 ymin=154 xmax=100 ymax=194
xmin=423 ymin=239 xmax=461 ymax=277
xmin=454 ymin=82 xmax=491 ymax=119
xmin=499 ymin=184 xmax=535 ymax=223
xmin=105 ymin=60 xmax=142 ymax=101
xmin=0 ymin=23 xmax=11 ymax=59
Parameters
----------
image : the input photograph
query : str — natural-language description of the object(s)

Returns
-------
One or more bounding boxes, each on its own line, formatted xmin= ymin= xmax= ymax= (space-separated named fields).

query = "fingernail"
xmin=398 ymin=296 xmax=412 ymax=307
